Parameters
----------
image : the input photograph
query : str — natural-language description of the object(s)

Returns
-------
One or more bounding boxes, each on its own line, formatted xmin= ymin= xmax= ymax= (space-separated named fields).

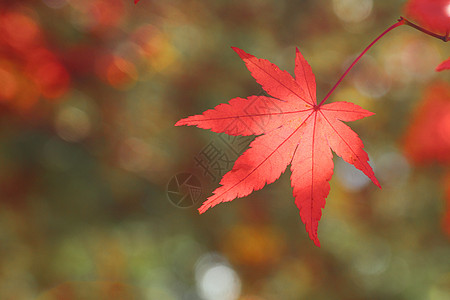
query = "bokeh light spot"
xmin=401 ymin=39 xmax=440 ymax=81
xmin=34 ymin=61 xmax=71 ymax=99
xmin=0 ymin=63 xmax=18 ymax=101
xmin=97 ymin=55 xmax=138 ymax=90
xmin=350 ymin=55 xmax=391 ymax=99
xmin=42 ymin=0 xmax=68 ymax=9
xmin=132 ymin=25 xmax=178 ymax=74
xmin=336 ymin=159 xmax=371 ymax=191
xmin=2 ymin=12 xmax=42 ymax=50
xmin=118 ymin=138 xmax=151 ymax=173
xmin=55 ymin=106 xmax=91 ymax=142
xmin=333 ymin=0 xmax=373 ymax=23
xmin=195 ymin=254 xmax=241 ymax=300
xmin=376 ymin=150 xmax=410 ymax=186
xmin=68 ymin=0 xmax=124 ymax=32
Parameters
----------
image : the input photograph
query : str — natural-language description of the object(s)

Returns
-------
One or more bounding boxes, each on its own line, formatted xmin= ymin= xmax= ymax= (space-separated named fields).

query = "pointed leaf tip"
xmin=232 ymin=47 xmax=252 ymax=59
xmin=308 ymin=230 xmax=321 ymax=247
xmin=198 ymin=202 xmax=211 ymax=214
xmin=436 ymin=58 xmax=450 ymax=72
xmin=314 ymin=239 xmax=321 ymax=248
xmin=308 ymin=229 xmax=321 ymax=247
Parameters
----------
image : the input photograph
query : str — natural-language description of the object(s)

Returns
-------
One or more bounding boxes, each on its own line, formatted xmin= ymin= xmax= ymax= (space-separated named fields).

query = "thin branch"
xmin=318 ymin=19 xmax=405 ymax=107
xmin=318 ymin=16 xmax=448 ymax=107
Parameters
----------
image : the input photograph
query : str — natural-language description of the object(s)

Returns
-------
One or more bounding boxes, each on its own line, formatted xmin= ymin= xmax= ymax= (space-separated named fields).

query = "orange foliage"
xmin=0 ymin=8 xmax=70 ymax=112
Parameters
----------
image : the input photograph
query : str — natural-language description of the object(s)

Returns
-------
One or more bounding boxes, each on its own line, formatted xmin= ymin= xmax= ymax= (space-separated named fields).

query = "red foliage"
xmin=403 ymin=82 xmax=450 ymax=237
xmin=176 ymin=48 xmax=379 ymax=246
xmin=404 ymin=0 xmax=450 ymax=36
xmin=404 ymin=0 xmax=450 ymax=72
xmin=0 ymin=9 xmax=70 ymax=112
xmin=403 ymin=82 xmax=450 ymax=165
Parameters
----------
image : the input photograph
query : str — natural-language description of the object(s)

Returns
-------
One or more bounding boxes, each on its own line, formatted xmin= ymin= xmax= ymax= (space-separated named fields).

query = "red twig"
xmin=318 ymin=19 xmax=405 ymax=107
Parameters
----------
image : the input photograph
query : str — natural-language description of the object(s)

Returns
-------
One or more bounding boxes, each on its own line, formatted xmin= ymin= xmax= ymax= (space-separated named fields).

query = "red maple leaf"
xmin=134 ymin=0 xmax=140 ymax=4
xmin=176 ymin=48 xmax=380 ymax=246
xmin=403 ymin=82 xmax=450 ymax=165
xmin=404 ymin=0 xmax=450 ymax=36
xmin=436 ymin=58 xmax=450 ymax=71
xmin=404 ymin=0 xmax=450 ymax=71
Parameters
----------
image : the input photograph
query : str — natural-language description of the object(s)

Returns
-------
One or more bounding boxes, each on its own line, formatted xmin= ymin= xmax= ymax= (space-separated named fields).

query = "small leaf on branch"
xmin=404 ymin=0 xmax=450 ymax=36
xmin=404 ymin=0 xmax=450 ymax=71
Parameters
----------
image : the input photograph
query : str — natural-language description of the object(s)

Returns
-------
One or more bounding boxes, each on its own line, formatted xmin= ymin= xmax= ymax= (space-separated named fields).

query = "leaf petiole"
xmin=318 ymin=19 xmax=405 ymax=107
xmin=319 ymin=16 xmax=449 ymax=107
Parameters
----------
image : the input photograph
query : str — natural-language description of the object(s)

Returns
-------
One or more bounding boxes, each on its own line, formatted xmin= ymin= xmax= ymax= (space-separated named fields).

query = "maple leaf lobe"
xmin=232 ymin=47 xmax=315 ymax=107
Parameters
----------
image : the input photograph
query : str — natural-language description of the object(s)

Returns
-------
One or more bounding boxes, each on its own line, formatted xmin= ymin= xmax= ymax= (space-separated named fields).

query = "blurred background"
xmin=0 ymin=0 xmax=449 ymax=299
